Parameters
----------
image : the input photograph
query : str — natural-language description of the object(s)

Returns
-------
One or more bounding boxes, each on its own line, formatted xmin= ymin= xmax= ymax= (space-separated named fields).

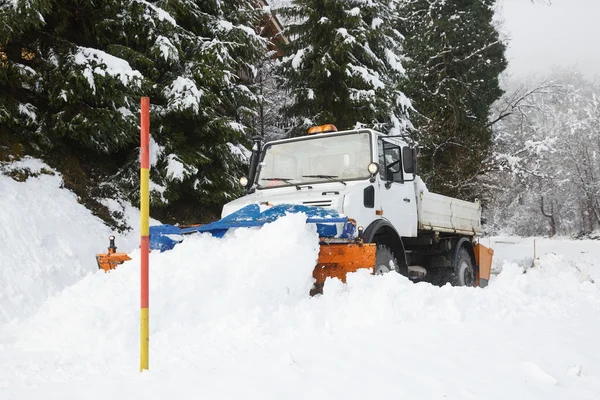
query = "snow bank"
xmin=0 ymin=158 xmax=139 ymax=326
xmin=1 ymin=170 xmax=600 ymax=399
xmin=1 ymin=212 xmax=599 ymax=398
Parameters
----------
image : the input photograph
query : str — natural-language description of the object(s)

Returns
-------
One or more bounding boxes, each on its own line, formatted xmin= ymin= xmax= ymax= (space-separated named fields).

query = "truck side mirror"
xmin=403 ymin=147 xmax=416 ymax=174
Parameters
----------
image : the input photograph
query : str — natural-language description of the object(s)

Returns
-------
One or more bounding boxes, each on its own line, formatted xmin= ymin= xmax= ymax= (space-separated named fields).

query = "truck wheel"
xmin=453 ymin=247 xmax=475 ymax=287
xmin=426 ymin=268 xmax=454 ymax=286
xmin=374 ymin=245 xmax=398 ymax=275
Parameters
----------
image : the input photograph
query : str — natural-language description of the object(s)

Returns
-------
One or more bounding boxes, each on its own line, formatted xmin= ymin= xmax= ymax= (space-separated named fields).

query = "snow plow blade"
xmin=147 ymin=203 xmax=353 ymax=251
xmin=96 ymin=236 xmax=131 ymax=272
xmin=474 ymin=243 xmax=494 ymax=288
xmin=95 ymin=204 xmax=376 ymax=294
xmin=312 ymin=242 xmax=377 ymax=295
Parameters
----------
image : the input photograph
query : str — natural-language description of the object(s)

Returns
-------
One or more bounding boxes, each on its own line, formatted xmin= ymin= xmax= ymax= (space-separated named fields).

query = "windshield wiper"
xmin=302 ymin=174 xmax=347 ymax=186
xmin=259 ymin=177 xmax=302 ymax=190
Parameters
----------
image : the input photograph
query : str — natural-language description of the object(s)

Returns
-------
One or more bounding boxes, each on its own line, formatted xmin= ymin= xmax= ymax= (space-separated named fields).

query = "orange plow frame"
xmin=474 ymin=243 xmax=494 ymax=288
xmin=96 ymin=236 xmax=131 ymax=272
xmin=311 ymin=242 xmax=377 ymax=295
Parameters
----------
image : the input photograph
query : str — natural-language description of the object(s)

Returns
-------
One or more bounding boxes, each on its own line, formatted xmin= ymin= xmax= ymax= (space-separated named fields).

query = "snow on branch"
xmin=132 ymin=0 xmax=176 ymax=26
xmin=163 ymin=77 xmax=204 ymax=113
xmin=487 ymin=82 xmax=563 ymax=128
xmin=73 ymin=46 xmax=143 ymax=93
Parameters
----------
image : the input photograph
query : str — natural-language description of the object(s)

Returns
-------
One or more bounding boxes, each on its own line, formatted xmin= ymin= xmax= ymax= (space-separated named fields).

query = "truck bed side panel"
xmin=416 ymin=191 xmax=482 ymax=235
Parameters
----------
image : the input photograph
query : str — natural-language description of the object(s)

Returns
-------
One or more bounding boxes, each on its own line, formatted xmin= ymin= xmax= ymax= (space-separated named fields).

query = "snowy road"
xmin=1 ymin=166 xmax=599 ymax=399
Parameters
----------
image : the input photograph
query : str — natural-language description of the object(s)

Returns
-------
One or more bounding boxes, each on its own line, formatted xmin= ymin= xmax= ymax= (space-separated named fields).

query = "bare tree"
xmin=484 ymin=71 xmax=600 ymax=237
xmin=541 ymin=196 xmax=556 ymax=237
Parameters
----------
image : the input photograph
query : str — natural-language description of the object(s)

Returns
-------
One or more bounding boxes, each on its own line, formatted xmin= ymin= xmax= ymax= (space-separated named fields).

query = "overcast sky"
xmin=496 ymin=0 xmax=600 ymax=81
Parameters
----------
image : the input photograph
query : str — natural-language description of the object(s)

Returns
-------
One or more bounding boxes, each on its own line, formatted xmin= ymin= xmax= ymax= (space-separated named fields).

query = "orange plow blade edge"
xmin=311 ymin=242 xmax=377 ymax=295
xmin=96 ymin=251 xmax=131 ymax=271
xmin=474 ymin=243 xmax=494 ymax=288
xmin=96 ymin=236 xmax=131 ymax=272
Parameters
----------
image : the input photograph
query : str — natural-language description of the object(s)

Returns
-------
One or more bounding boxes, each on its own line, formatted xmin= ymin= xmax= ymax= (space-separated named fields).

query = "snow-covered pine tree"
xmin=277 ymin=0 xmax=412 ymax=136
xmin=396 ymin=0 xmax=507 ymax=200
xmin=0 ymin=0 xmax=145 ymax=158
xmin=1 ymin=1 xmax=269 ymax=226
xmin=1 ymin=0 xmax=149 ymax=229
xmin=142 ymin=0 xmax=268 ymax=223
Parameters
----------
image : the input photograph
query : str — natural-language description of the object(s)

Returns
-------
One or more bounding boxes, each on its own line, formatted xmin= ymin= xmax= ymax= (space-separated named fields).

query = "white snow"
xmin=371 ymin=17 xmax=383 ymax=29
xmin=226 ymin=142 xmax=251 ymax=160
xmin=237 ymin=25 xmax=257 ymax=37
xmin=336 ymin=28 xmax=356 ymax=44
xmin=165 ymin=154 xmax=197 ymax=182
xmin=148 ymin=136 xmax=163 ymax=168
xmin=149 ymin=180 xmax=167 ymax=196
xmin=15 ymin=63 xmax=36 ymax=77
xmin=165 ymin=154 xmax=185 ymax=181
xmin=117 ymin=106 xmax=134 ymax=118
xmin=347 ymin=7 xmax=360 ymax=16
xmin=217 ymin=20 xmax=233 ymax=32
xmin=346 ymin=64 xmax=384 ymax=90
xmin=163 ymin=77 xmax=203 ymax=113
xmin=74 ymin=47 xmax=143 ymax=93
xmin=18 ymin=103 xmax=37 ymax=122
xmin=290 ymin=46 xmax=311 ymax=70
xmin=134 ymin=0 xmax=176 ymax=26
xmin=0 ymin=158 xmax=139 ymax=326
xmin=228 ymin=121 xmax=245 ymax=133
xmin=153 ymin=36 xmax=178 ymax=62
xmin=217 ymin=21 xmax=256 ymax=37
xmin=1 ymin=169 xmax=600 ymax=399
xmin=385 ymin=48 xmax=406 ymax=73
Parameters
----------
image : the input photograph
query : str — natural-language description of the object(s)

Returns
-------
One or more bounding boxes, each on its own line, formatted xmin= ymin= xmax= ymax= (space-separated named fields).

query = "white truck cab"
xmin=221 ymin=126 xmax=488 ymax=287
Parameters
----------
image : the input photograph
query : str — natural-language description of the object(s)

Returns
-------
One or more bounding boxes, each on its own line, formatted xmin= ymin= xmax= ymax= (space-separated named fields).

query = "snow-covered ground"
xmin=0 ymin=158 xmax=144 ymax=326
xmin=1 ymin=160 xmax=599 ymax=399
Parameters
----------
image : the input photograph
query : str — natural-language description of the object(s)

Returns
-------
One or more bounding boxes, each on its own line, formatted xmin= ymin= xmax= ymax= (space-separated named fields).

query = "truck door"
xmin=378 ymin=139 xmax=418 ymax=237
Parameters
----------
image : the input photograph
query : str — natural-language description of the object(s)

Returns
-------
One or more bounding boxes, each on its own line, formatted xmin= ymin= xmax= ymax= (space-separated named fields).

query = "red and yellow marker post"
xmin=140 ymin=97 xmax=150 ymax=371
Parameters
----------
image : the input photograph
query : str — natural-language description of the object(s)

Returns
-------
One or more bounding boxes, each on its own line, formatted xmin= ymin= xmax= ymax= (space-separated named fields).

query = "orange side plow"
xmin=474 ymin=243 xmax=494 ymax=288
xmin=310 ymin=242 xmax=377 ymax=295
xmin=96 ymin=236 xmax=131 ymax=272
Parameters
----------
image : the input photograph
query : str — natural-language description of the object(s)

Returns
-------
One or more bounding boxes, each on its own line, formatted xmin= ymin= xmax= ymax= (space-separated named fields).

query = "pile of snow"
xmin=1 ymin=168 xmax=600 ymax=399
xmin=0 ymin=158 xmax=140 ymax=326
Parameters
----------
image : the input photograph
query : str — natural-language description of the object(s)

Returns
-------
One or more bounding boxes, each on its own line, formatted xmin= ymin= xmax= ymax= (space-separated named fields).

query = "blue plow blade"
xmin=149 ymin=203 xmax=355 ymax=252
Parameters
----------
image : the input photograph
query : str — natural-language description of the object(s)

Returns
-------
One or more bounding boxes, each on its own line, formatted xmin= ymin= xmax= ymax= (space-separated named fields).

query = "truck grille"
xmin=302 ymin=200 xmax=332 ymax=207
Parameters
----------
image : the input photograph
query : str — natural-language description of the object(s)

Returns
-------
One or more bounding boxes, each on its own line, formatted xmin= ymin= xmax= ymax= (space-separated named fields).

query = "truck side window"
xmin=379 ymin=141 xmax=404 ymax=183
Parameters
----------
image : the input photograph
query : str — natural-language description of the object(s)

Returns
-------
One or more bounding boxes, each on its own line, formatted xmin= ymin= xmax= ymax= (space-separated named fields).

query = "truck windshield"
xmin=256 ymin=131 xmax=372 ymax=189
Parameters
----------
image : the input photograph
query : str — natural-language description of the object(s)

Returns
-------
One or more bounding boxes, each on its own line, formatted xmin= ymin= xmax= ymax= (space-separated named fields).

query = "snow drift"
xmin=1 ymin=159 xmax=600 ymax=399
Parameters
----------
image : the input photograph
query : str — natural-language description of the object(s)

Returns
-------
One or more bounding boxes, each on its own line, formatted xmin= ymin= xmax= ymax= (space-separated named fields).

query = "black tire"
xmin=426 ymin=268 xmax=454 ymax=287
xmin=452 ymin=247 xmax=475 ymax=287
xmin=373 ymin=245 xmax=398 ymax=275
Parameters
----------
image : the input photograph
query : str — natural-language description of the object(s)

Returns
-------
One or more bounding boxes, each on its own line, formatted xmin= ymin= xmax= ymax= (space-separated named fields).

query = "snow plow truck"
xmin=97 ymin=124 xmax=494 ymax=295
